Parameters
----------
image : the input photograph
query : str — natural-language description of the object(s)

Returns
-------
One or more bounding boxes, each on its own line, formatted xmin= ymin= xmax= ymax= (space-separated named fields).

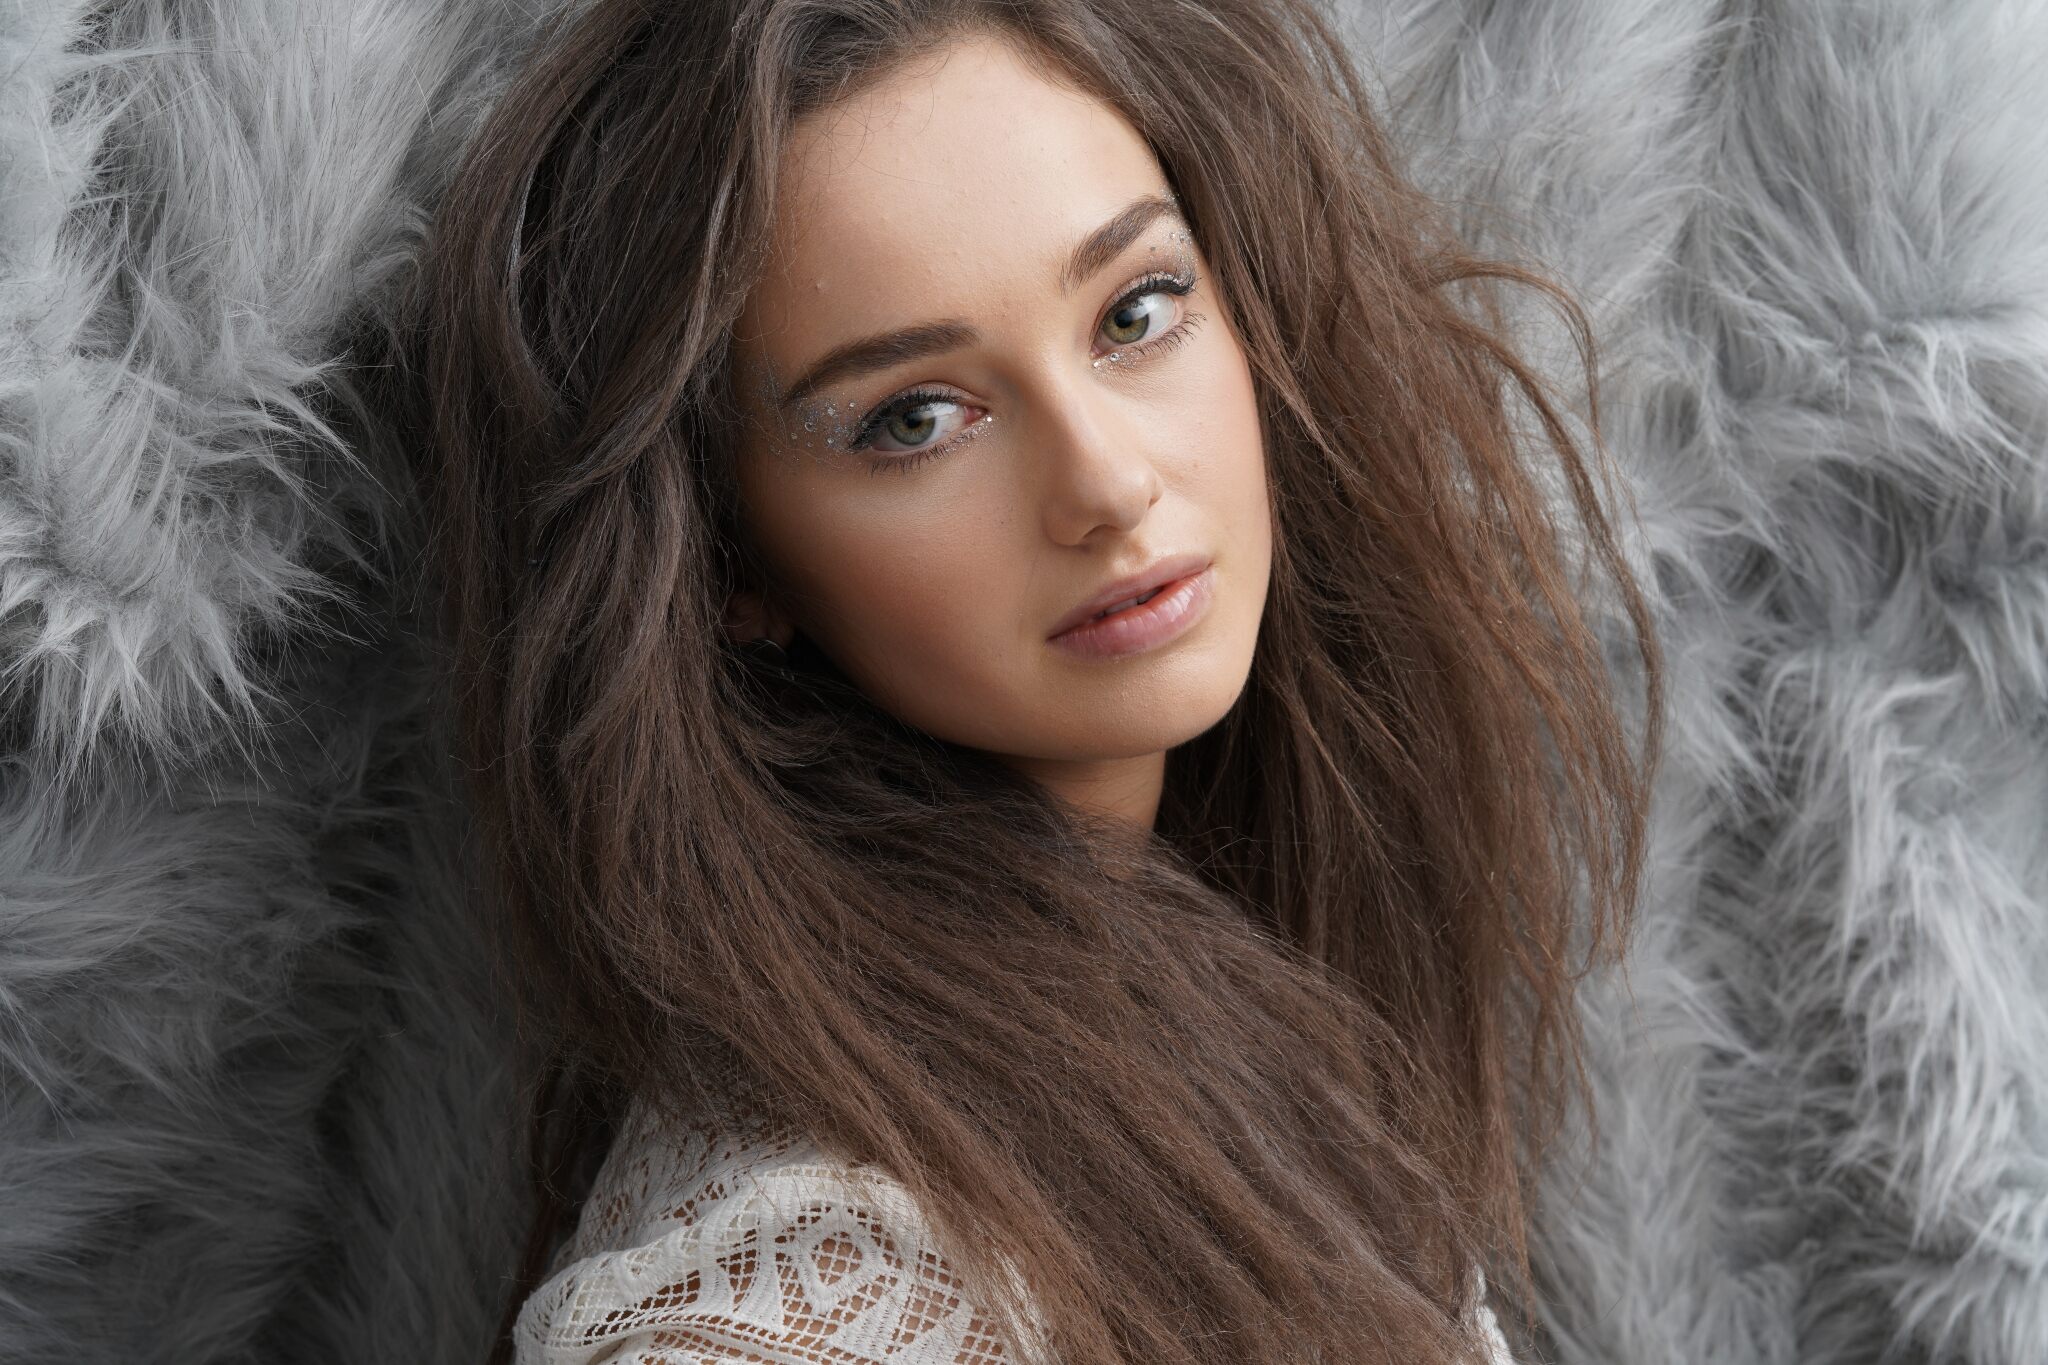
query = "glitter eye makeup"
xmin=848 ymin=267 xmax=1203 ymax=476
xmin=758 ymin=224 xmax=1207 ymax=476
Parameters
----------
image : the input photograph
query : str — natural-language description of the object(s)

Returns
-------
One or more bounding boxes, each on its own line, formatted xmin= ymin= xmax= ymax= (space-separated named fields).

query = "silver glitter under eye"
xmin=798 ymin=393 xmax=864 ymax=452
xmin=753 ymin=362 xmax=869 ymax=465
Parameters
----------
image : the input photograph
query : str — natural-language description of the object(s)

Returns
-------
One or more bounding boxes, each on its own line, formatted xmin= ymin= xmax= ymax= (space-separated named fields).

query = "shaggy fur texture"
xmin=3 ymin=0 xmax=2043 ymax=1361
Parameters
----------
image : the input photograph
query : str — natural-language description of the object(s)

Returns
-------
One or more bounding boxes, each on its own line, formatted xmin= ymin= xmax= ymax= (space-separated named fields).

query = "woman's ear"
xmin=722 ymin=587 xmax=796 ymax=650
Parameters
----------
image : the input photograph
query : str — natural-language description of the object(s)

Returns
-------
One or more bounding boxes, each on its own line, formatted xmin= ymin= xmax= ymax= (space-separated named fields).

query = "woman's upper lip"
xmin=1048 ymin=552 xmax=1214 ymax=638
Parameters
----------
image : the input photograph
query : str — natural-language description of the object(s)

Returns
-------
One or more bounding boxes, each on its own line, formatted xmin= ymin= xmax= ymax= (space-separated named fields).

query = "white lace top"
xmin=512 ymin=1086 xmax=1518 ymax=1364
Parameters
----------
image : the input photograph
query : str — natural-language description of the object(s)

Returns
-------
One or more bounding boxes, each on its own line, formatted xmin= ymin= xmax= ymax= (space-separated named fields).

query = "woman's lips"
xmin=1046 ymin=565 xmax=1215 ymax=659
xmin=1047 ymin=551 xmax=1214 ymax=637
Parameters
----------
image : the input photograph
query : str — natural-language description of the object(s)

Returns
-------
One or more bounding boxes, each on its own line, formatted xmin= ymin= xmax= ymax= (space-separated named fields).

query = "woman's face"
xmin=729 ymin=32 xmax=1271 ymax=819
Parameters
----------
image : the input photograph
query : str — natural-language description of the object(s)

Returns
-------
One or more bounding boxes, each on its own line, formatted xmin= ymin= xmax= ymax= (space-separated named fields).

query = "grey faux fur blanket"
xmin=3 ymin=1 xmax=2044 ymax=1361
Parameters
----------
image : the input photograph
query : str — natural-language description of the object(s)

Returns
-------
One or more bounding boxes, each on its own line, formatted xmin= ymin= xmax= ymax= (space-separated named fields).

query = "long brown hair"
xmin=397 ymin=0 xmax=1664 ymax=1361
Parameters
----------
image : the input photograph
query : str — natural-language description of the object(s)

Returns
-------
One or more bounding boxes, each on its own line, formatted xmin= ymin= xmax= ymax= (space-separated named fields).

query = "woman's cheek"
xmin=796 ymin=516 xmax=989 ymax=659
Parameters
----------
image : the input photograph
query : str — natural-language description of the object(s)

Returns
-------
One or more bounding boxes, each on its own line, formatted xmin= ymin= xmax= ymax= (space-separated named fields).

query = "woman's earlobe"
xmin=722 ymin=588 xmax=796 ymax=650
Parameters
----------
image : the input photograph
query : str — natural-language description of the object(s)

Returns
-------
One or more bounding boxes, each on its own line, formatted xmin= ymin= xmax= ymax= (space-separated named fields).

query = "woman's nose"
xmin=1029 ymin=374 xmax=1165 ymax=546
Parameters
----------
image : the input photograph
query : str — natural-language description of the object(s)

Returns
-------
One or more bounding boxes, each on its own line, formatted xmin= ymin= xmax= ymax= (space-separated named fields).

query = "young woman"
xmin=400 ymin=1 xmax=1664 ymax=1361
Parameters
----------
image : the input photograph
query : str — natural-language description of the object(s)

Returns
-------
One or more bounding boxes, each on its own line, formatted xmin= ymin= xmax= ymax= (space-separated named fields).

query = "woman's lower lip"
xmin=1048 ymin=565 xmax=1215 ymax=659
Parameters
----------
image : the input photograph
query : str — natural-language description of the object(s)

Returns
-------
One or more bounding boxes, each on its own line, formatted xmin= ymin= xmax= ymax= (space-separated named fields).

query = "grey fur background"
xmin=3 ymin=0 xmax=2043 ymax=1361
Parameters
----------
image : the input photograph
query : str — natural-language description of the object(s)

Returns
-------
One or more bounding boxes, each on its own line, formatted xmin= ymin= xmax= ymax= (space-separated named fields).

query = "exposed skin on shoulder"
xmin=727 ymin=32 xmax=1273 ymax=832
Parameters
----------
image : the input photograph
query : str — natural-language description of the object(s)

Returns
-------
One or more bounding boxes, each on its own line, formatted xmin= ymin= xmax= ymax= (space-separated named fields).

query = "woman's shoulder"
xmin=510 ymin=1087 xmax=1017 ymax=1364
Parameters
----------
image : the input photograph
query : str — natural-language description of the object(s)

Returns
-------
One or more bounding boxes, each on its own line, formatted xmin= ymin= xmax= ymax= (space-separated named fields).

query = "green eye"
xmin=1096 ymin=269 xmax=1197 ymax=355
xmin=1102 ymin=289 xmax=1173 ymax=347
xmin=850 ymin=389 xmax=972 ymax=456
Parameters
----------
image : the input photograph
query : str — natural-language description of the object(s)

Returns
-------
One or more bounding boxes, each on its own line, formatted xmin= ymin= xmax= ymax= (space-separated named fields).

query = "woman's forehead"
xmin=743 ymin=38 xmax=1167 ymax=336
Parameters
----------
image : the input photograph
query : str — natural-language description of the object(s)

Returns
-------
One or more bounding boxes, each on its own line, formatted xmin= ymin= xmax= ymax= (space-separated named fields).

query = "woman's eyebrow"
xmin=770 ymin=192 xmax=1186 ymax=415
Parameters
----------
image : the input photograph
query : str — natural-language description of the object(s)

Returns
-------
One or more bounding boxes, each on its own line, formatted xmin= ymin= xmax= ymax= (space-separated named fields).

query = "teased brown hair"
xmin=397 ymin=0 xmax=1664 ymax=1361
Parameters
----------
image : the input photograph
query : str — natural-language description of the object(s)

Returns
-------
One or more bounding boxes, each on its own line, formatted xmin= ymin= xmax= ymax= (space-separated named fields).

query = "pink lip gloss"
xmin=1048 ymin=565 xmax=1216 ymax=659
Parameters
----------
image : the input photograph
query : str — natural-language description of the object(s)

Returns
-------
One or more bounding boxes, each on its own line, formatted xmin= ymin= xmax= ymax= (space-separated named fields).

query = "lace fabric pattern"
xmin=513 ymin=1090 xmax=1518 ymax=1364
xmin=513 ymin=1089 xmax=1019 ymax=1364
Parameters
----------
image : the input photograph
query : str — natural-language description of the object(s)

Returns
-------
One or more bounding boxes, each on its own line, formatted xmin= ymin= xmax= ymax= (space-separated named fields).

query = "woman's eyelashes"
xmin=847 ymin=267 xmax=1205 ymax=476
